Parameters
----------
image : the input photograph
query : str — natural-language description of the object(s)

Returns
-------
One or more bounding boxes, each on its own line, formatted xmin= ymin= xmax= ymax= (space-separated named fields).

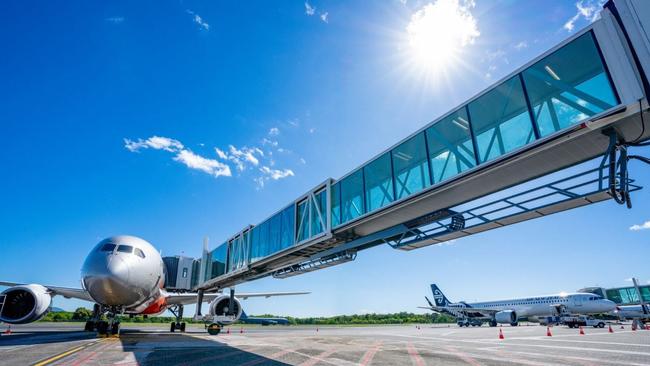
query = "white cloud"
xmin=629 ymin=220 xmax=650 ymax=231
xmin=186 ymin=9 xmax=210 ymax=31
xmin=305 ymin=2 xmax=316 ymax=16
xmin=268 ymin=127 xmax=280 ymax=136
xmin=262 ymin=138 xmax=279 ymax=147
xmin=124 ymin=136 xmax=184 ymax=152
xmin=564 ymin=1 xmax=605 ymax=32
xmin=320 ymin=12 xmax=329 ymax=23
xmin=105 ymin=17 xmax=125 ymax=24
xmin=215 ymin=145 xmax=263 ymax=172
xmin=308 ymin=127 xmax=315 ymax=134
xmin=514 ymin=41 xmax=528 ymax=50
xmin=174 ymin=150 xmax=231 ymax=177
xmin=260 ymin=166 xmax=294 ymax=180
xmin=300 ymin=158 xmax=307 ymax=164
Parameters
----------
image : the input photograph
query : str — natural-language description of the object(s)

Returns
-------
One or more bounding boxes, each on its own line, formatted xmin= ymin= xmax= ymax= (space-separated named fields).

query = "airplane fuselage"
xmin=81 ymin=235 xmax=168 ymax=315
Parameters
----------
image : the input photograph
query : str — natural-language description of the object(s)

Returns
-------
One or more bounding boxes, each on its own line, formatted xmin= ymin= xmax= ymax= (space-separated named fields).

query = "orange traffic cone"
xmin=498 ymin=328 xmax=504 ymax=339
xmin=316 ymin=328 xmax=319 ymax=332
xmin=240 ymin=327 xmax=243 ymax=334
xmin=546 ymin=326 xmax=552 ymax=337
xmin=608 ymin=324 xmax=614 ymax=333
xmin=621 ymin=325 xmax=625 ymax=330
xmin=632 ymin=322 xmax=637 ymax=331
xmin=226 ymin=328 xmax=230 ymax=334
xmin=579 ymin=326 xmax=584 ymax=335
xmin=3 ymin=326 xmax=11 ymax=335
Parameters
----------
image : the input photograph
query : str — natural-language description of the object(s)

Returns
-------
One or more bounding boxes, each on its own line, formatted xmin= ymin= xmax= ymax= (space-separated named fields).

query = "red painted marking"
xmin=181 ymin=349 xmax=246 ymax=366
xmin=238 ymin=349 xmax=292 ymax=366
xmin=299 ymin=348 xmax=337 ymax=366
xmin=407 ymin=343 xmax=425 ymax=366
xmin=444 ymin=346 xmax=482 ymax=366
xmin=360 ymin=341 xmax=383 ymax=366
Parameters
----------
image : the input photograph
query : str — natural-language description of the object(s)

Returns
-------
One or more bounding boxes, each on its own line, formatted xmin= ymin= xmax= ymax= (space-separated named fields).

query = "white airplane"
xmin=421 ymin=284 xmax=616 ymax=327
xmin=0 ymin=235 xmax=308 ymax=335
xmin=613 ymin=304 xmax=650 ymax=323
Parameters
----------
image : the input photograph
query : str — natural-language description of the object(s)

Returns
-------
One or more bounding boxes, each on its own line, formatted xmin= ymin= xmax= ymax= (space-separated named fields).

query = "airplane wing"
xmin=0 ymin=281 xmax=94 ymax=302
xmin=165 ymin=291 xmax=310 ymax=305
xmin=421 ymin=304 xmax=501 ymax=317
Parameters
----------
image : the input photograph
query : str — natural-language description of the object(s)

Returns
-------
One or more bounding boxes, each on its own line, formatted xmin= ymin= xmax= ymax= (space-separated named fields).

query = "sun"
xmin=406 ymin=0 xmax=480 ymax=73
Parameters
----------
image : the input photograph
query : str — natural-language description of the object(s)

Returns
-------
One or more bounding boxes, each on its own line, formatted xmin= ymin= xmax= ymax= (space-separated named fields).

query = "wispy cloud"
xmin=186 ymin=9 xmax=210 ymax=31
xmin=124 ymin=136 xmax=184 ymax=152
xmin=125 ymin=135 xmax=297 ymax=187
xmin=215 ymin=145 xmax=263 ymax=172
xmin=564 ymin=0 xmax=605 ymax=32
xmin=305 ymin=2 xmax=316 ymax=16
xmin=105 ymin=16 xmax=125 ymax=24
xmin=268 ymin=127 xmax=280 ymax=136
xmin=124 ymin=136 xmax=231 ymax=178
xmin=320 ymin=12 xmax=329 ymax=23
xmin=174 ymin=149 xmax=231 ymax=177
xmin=514 ymin=41 xmax=528 ymax=50
xmin=630 ymin=220 xmax=650 ymax=231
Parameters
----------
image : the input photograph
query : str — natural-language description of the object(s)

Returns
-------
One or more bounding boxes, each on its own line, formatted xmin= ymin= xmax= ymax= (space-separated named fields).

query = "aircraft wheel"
xmin=489 ymin=321 xmax=497 ymax=327
xmin=97 ymin=321 xmax=109 ymax=335
xmin=84 ymin=321 xmax=95 ymax=332
xmin=111 ymin=322 xmax=120 ymax=335
xmin=170 ymin=322 xmax=176 ymax=332
xmin=207 ymin=324 xmax=221 ymax=335
xmin=180 ymin=323 xmax=186 ymax=332
xmin=510 ymin=322 xmax=519 ymax=327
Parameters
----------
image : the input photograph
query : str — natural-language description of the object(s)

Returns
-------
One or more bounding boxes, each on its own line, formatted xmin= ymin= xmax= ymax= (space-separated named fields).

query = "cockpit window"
xmin=116 ymin=245 xmax=133 ymax=254
xmin=134 ymin=248 xmax=145 ymax=258
xmin=100 ymin=243 xmax=116 ymax=252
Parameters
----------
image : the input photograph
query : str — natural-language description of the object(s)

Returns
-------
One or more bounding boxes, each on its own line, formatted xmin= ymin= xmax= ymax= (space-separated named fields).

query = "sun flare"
xmin=406 ymin=0 xmax=480 ymax=73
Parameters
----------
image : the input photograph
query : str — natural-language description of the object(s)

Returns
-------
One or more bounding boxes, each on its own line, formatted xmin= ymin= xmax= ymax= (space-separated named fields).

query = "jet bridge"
xmin=196 ymin=0 xmax=650 ymax=292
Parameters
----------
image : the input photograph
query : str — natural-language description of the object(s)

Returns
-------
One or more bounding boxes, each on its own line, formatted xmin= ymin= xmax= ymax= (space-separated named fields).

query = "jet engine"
xmin=0 ymin=284 xmax=52 ymax=324
xmin=494 ymin=310 xmax=517 ymax=325
xmin=208 ymin=295 xmax=242 ymax=325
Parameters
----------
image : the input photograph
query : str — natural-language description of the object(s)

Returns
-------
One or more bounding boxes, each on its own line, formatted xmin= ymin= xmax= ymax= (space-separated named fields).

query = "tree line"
xmin=39 ymin=308 xmax=455 ymax=325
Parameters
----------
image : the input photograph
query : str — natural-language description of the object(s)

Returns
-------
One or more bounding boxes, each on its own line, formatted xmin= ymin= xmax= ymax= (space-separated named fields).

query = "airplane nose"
xmin=82 ymin=254 xmax=139 ymax=306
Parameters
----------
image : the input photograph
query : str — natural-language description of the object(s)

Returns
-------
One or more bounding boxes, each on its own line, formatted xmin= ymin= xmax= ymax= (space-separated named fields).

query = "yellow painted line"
xmin=32 ymin=340 xmax=100 ymax=366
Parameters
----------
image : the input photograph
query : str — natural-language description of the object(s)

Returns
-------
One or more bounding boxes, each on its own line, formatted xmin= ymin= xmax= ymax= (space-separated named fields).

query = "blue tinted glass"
xmin=311 ymin=190 xmax=326 ymax=236
xmin=364 ymin=153 xmax=394 ymax=212
xmin=523 ymin=32 xmax=618 ymax=137
xmin=249 ymin=226 xmax=261 ymax=263
xmin=331 ymin=182 xmax=341 ymax=227
xmin=468 ymin=76 xmax=535 ymax=163
xmin=426 ymin=108 xmax=477 ymax=183
xmin=296 ymin=200 xmax=309 ymax=242
xmin=340 ymin=170 xmax=365 ymax=223
xmin=269 ymin=213 xmax=281 ymax=254
xmin=280 ymin=205 xmax=295 ymax=250
xmin=392 ymin=133 xmax=431 ymax=200
xmin=210 ymin=243 xmax=227 ymax=279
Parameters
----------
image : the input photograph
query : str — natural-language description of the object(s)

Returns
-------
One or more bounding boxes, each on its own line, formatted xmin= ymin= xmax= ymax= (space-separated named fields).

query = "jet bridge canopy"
xmin=196 ymin=0 xmax=650 ymax=291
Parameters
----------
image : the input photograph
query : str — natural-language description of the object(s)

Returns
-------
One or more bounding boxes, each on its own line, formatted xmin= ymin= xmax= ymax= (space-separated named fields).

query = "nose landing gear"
xmin=169 ymin=305 xmax=186 ymax=333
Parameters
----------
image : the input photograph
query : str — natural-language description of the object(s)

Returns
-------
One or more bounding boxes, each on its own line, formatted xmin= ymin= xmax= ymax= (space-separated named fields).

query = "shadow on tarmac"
xmin=117 ymin=330 xmax=291 ymax=366
xmin=0 ymin=330 xmax=97 ymax=346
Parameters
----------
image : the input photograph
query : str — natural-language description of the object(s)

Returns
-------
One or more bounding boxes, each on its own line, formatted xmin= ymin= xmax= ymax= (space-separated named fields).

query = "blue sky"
xmin=1 ymin=0 xmax=648 ymax=317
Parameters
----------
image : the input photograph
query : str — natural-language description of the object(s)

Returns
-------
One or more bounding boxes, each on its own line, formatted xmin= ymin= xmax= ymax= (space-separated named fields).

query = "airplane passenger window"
xmin=134 ymin=248 xmax=145 ymax=258
xmin=100 ymin=243 xmax=116 ymax=252
xmin=117 ymin=245 xmax=133 ymax=254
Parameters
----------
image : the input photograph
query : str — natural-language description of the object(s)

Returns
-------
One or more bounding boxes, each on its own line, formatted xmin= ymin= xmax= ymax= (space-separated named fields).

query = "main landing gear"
xmin=169 ymin=305 xmax=186 ymax=333
xmin=84 ymin=304 xmax=119 ymax=335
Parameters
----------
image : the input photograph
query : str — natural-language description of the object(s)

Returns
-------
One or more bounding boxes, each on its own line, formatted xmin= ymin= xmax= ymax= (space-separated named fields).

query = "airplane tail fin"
xmin=430 ymin=284 xmax=451 ymax=307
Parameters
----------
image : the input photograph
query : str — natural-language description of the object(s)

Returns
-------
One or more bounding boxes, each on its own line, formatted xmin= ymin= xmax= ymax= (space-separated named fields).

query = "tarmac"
xmin=1 ymin=322 xmax=649 ymax=365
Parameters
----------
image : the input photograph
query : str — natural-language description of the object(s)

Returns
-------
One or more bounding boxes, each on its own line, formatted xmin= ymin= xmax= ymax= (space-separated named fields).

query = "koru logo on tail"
xmin=433 ymin=289 xmax=445 ymax=305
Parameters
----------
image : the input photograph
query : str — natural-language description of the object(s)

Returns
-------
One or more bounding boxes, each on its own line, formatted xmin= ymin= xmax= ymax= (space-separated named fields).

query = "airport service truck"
xmin=540 ymin=315 xmax=606 ymax=328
